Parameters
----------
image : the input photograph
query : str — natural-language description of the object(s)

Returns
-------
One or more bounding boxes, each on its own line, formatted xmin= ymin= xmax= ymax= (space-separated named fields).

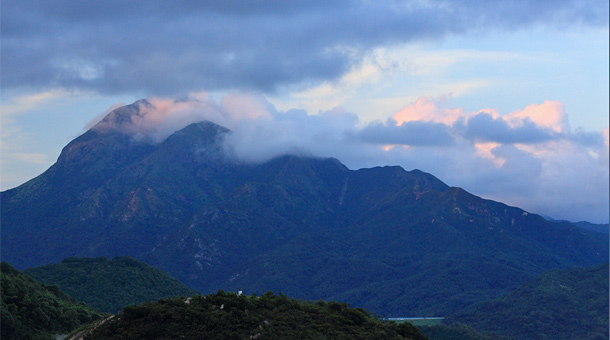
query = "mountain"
xmin=83 ymin=291 xmax=429 ymax=340
xmin=445 ymin=263 xmax=609 ymax=340
xmin=24 ymin=256 xmax=197 ymax=314
xmin=1 ymin=262 xmax=105 ymax=340
xmin=1 ymin=100 xmax=607 ymax=316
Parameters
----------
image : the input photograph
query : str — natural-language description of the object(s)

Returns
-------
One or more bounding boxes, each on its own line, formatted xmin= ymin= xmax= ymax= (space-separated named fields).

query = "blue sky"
xmin=1 ymin=0 xmax=608 ymax=222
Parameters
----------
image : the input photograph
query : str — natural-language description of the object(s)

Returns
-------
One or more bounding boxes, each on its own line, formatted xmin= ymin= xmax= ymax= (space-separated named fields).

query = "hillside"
xmin=446 ymin=263 xmax=609 ymax=340
xmin=84 ymin=291 xmax=429 ymax=340
xmin=1 ymin=100 xmax=607 ymax=316
xmin=25 ymin=256 xmax=197 ymax=314
xmin=419 ymin=324 xmax=510 ymax=340
xmin=0 ymin=262 xmax=105 ymax=340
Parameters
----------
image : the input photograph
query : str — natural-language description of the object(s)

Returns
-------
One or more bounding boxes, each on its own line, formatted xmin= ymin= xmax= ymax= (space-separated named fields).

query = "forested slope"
xmin=25 ymin=256 xmax=197 ymax=313
xmin=1 ymin=262 xmax=104 ymax=340
xmin=85 ymin=291 xmax=429 ymax=340
xmin=446 ymin=263 xmax=609 ymax=340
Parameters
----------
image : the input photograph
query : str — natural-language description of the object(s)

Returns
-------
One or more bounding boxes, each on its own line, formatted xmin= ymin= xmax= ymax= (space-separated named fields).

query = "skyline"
xmin=1 ymin=0 xmax=609 ymax=223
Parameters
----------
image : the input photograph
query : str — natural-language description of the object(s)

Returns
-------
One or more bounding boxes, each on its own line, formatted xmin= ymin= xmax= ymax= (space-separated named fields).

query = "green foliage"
xmin=446 ymin=263 xmax=609 ymax=340
xmin=1 ymin=262 xmax=105 ymax=340
xmin=395 ymin=322 xmax=431 ymax=340
xmin=86 ymin=291 xmax=430 ymax=340
xmin=25 ymin=256 xmax=197 ymax=314
xmin=418 ymin=324 xmax=510 ymax=340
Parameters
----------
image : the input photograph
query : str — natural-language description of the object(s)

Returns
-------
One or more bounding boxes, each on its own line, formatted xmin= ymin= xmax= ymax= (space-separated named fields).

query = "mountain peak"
xmin=88 ymin=99 xmax=224 ymax=144
xmin=92 ymin=99 xmax=152 ymax=134
xmin=170 ymin=120 xmax=230 ymax=139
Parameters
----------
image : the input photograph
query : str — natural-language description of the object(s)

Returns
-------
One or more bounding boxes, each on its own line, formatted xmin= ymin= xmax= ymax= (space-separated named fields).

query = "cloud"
xmin=504 ymin=101 xmax=568 ymax=133
xmin=387 ymin=97 xmax=573 ymax=146
xmin=90 ymin=94 xmax=229 ymax=143
xmin=353 ymin=120 xmax=456 ymax=147
xmin=2 ymin=0 xmax=607 ymax=95
xmin=1 ymin=89 xmax=72 ymax=116
xmin=272 ymin=45 xmax=504 ymax=121
xmin=392 ymin=96 xmax=469 ymax=125
xmin=456 ymin=112 xmax=559 ymax=144
xmin=222 ymin=105 xmax=362 ymax=163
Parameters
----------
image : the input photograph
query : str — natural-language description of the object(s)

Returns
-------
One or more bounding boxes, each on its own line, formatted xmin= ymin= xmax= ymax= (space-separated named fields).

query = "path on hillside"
xmin=64 ymin=315 xmax=114 ymax=340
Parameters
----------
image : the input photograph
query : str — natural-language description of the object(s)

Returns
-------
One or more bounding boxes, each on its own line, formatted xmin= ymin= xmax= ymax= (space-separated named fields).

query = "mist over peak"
xmin=84 ymin=94 xmax=359 ymax=166
xmin=89 ymin=96 xmax=224 ymax=143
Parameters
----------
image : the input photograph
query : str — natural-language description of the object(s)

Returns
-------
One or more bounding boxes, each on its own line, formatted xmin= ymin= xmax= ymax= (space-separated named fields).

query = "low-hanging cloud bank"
xmin=94 ymin=93 xmax=609 ymax=223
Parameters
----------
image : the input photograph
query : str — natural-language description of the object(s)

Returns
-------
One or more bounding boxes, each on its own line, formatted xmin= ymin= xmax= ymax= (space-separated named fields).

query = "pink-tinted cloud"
xmin=91 ymin=92 xmax=281 ymax=143
xmin=505 ymin=101 xmax=568 ymax=133
xmin=474 ymin=142 xmax=505 ymax=168
xmin=219 ymin=93 xmax=274 ymax=121
xmin=392 ymin=96 xmax=469 ymax=125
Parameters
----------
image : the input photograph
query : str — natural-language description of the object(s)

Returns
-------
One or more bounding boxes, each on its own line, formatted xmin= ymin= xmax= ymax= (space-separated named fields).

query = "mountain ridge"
xmin=2 ymin=100 xmax=607 ymax=316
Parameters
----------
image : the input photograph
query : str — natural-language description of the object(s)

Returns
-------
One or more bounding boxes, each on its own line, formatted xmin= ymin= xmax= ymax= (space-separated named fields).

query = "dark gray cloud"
xmin=455 ymin=113 xmax=559 ymax=144
xmin=349 ymin=111 xmax=594 ymax=148
xmin=2 ymin=0 xmax=607 ymax=95
xmin=570 ymin=128 xmax=606 ymax=146
xmin=353 ymin=120 xmax=456 ymax=146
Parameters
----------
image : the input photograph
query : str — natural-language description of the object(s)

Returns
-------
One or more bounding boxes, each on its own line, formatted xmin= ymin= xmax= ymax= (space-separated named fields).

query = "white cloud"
xmin=271 ymin=44 xmax=510 ymax=123
xmin=2 ymin=89 xmax=72 ymax=116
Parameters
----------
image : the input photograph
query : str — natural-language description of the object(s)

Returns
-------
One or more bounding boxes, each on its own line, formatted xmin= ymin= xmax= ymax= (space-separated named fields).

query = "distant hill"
xmin=25 ymin=257 xmax=197 ymax=314
xmin=2 ymin=100 xmax=607 ymax=317
xmin=446 ymin=263 xmax=609 ymax=340
xmin=572 ymin=221 xmax=609 ymax=234
xmin=543 ymin=216 xmax=609 ymax=234
xmin=84 ymin=290 xmax=429 ymax=340
xmin=1 ymin=262 xmax=105 ymax=340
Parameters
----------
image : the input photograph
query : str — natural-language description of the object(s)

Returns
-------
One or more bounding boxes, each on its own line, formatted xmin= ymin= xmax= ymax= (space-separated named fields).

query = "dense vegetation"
xmin=446 ymin=263 xmax=609 ymax=340
xmin=25 ymin=256 xmax=197 ymax=313
xmin=419 ymin=324 xmax=510 ymax=340
xmin=86 ymin=290 xmax=429 ymax=340
xmin=1 ymin=262 xmax=105 ymax=340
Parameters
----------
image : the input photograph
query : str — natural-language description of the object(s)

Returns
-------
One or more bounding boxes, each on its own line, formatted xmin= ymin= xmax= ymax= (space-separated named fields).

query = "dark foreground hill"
xmin=84 ymin=291 xmax=429 ymax=340
xmin=24 ymin=256 xmax=197 ymax=314
xmin=0 ymin=262 xmax=105 ymax=340
xmin=446 ymin=263 xmax=609 ymax=340
xmin=2 ymin=100 xmax=607 ymax=316
xmin=419 ymin=324 xmax=510 ymax=340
